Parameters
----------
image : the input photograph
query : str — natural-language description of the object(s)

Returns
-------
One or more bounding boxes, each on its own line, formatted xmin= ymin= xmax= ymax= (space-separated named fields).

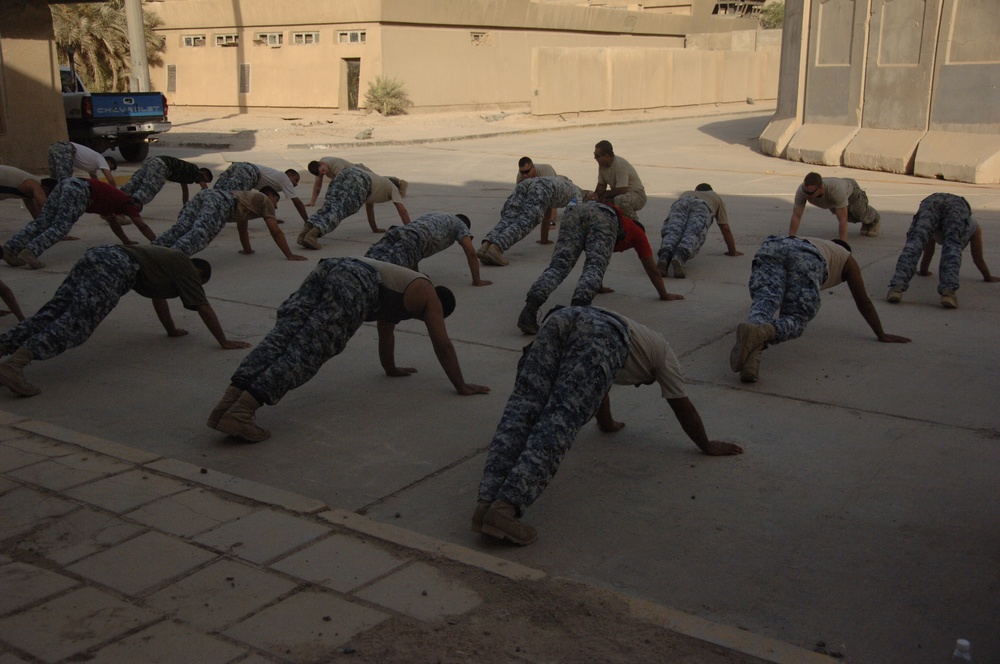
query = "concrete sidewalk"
xmin=0 ymin=413 xmax=829 ymax=663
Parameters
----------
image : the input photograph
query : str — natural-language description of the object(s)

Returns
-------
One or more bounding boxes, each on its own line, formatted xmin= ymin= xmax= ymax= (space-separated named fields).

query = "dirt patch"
xmin=332 ymin=561 xmax=767 ymax=664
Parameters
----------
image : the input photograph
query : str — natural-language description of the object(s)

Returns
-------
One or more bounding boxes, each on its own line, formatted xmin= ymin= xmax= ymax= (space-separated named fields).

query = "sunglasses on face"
xmin=803 ymin=187 xmax=820 ymax=196
xmin=519 ymin=168 xmax=532 ymax=175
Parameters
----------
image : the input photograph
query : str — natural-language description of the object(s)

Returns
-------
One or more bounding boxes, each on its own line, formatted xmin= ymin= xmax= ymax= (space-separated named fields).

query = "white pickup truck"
xmin=60 ymin=66 xmax=172 ymax=162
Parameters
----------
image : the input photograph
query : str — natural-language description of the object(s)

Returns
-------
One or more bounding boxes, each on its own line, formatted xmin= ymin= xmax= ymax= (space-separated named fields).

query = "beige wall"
xmin=532 ymin=40 xmax=778 ymax=115
xmin=0 ymin=1 xmax=68 ymax=171
xmin=149 ymin=0 xmax=759 ymax=111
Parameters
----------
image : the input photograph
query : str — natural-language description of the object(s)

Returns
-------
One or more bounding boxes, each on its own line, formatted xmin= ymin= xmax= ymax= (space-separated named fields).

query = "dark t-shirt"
xmin=160 ymin=156 xmax=203 ymax=184
xmin=121 ymin=245 xmax=209 ymax=310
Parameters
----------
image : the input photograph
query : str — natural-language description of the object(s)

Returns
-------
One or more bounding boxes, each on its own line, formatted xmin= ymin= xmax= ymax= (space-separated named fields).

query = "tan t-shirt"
xmin=367 ymin=172 xmax=403 ymax=205
xmin=804 ymin=237 xmax=851 ymax=289
xmin=228 ymin=191 xmax=276 ymax=224
xmin=598 ymin=156 xmax=644 ymax=194
xmin=605 ymin=311 xmax=687 ymax=400
xmin=515 ymin=163 xmax=557 ymax=184
xmin=320 ymin=157 xmax=363 ymax=178
xmin=0 ymin=165 xmax=35 ymax=189
xmin=679 ymin=190 xmax=729 ymax=226
xmin=794 ymin=177 xmax=854 ymax=210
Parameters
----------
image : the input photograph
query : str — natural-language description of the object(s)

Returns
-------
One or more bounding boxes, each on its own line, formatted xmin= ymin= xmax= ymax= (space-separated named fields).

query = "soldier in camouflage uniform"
xmin=153 ymin=187 xmax=305 ymax=261
xmin=364 ymin=212 xmax=491 ymax=286
xmin=208 ymin=257 xmax=489 ymax=443
xmin=474 ymin=305 xmax=743 ymax=546
xmin=2 ymin=178 xmax=152 ymax=269
xmin=47 ymin=141 xmax=117 ymax=187
xmin=730 ymin=236 xmax=910 ymax=384
xmin=887 ymin=193 xmax=998 ymax=308
xmin=0 ymin=245 xmax=249 ymax=397
xmin=297 ymin=167 xmax=373 ymax=249
xmin=516 ymin=201 xmax=680 ymax=334
xmin=788 ymin=172 xmax=881 ymax=241
xmin=477 ymin=176 xmax=583 ymax=266
xmin=656 ymin=184 xmax=741 ymax=278
xmin=121 ymin=156 xmax=213 ymax=205
xmin=213 ymin=162 xmax=260 ymax=192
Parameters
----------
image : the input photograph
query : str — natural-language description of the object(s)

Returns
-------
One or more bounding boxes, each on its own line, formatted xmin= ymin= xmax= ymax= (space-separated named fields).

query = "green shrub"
xmin=365 ymin=76 xmax=413 ymax=116
xmin=759 ymin=1 xmax=784 ymax=30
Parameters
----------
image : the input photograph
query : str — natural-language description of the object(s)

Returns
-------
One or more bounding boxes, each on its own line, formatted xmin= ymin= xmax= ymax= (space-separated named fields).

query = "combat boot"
xmin=2 ymin=246 xmax=25 ymax=267
xmin=740 ymin=347 xmax=762 ymax=383
xmin=207 ymin=385 xmax=243 ymax=429
xmin=886 ymin=287 xmax=903 ymax=303
xmin=0 ymin=348 xmax=40 ymax=397
xmin=18 ymin=249 xmax=44 ymax=270
xmin=301 ymin=226 xmax=322 ymax=250
xmin=481 ymin=500 xmax=538 ymax=545
xmin=215 ymin=392 xmax=271 ymax=442
xmin=297 ymin=224 xmax=314 ymax=248
xmin=471 ymin=500 xmax=491 ymax=534
xmin=479 ymin=242 xmax=508 ymax=266
xmin=671 ymin=257 xmax=686 ymax=278
xmin=940 ymin=291 xmax=958 ymax=309
xmin=517 ymin=302 xmax=540 ymax=335
xmin=730 ymin=322 xmax=775 ymax=372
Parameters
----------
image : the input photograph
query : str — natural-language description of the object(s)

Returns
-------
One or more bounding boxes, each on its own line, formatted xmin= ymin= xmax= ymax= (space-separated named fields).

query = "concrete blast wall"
xmin=760 ymin=0 xmax=1000 ymax=184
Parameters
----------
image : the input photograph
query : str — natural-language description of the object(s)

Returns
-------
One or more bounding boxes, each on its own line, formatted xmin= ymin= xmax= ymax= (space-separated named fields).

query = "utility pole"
xmin=124 ymin=0 xmax=151 ymax=92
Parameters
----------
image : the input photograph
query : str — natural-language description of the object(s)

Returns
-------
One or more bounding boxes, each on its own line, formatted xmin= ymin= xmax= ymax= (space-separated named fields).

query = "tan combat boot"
xmin=0 ymin=348 xmax=40 ymax=397
xmin=2 ymin=246 xmax=25 ymax=267
xmin=740 ymin=347 xmax=762 ymax=383
xmin=18 ymin=249 xmax=44 ymax=270
xmin=207 ymin=385 xmax=243 ymax=429
xmin=730 ymin=323 xmax=775 ymax=373
xmin=471 ymin=500 xmax=491 ymax=534
xmin=296 ymin=224 xmax=314 ymax=248
xmin=481 ymin=500 xmax=538 ymax=545
xmin=215 ymin=392 xmax=271 ymax=442
xmin=301 ymin=226 xmax=322 ymax=250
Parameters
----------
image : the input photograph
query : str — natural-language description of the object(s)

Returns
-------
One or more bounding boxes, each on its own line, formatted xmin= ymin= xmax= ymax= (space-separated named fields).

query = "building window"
xmin=182 ymin=35 xmax=206 ymax=47
xmin=470 ymin=31 xmax=492 ymax=46
xmin=255 ymin=32 xmax=283 ymax=46
xmin=215 ymin=34 xmax=239 ymax=47
xmin=337 ymin=30 xmax=366 ymax=44
xmin=166 ymin=65 xmax=176 ymax=93
xmin=239 ymin=64 xmax=251 ymax=94
xmin=293 ymin=32 xmax=320 ymax=45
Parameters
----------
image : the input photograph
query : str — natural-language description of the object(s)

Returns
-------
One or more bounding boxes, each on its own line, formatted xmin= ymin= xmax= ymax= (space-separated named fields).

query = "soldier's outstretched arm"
xmin=667 ymin=397 xmax=743 ymax=456
xmin=843 ymin=258 xmax=911 ymax=343
xmin=152 ymin=298 xmax=187 ymax=337
xmin=969 ymin=227 xmax=999 ymax=282
xmin=196 ymin=304 xmax=252 ymax=349
xmin=595 ymin=391 xmax=624 ymax=432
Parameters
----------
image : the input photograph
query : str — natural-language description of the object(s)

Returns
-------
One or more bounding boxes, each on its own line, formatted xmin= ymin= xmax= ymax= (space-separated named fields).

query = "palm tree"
xmin=50 ymin=1 xmax=165 ymax=92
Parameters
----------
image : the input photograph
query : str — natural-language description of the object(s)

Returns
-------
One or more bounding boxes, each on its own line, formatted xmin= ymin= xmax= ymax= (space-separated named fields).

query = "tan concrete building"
xmin=0 ymin=0 xmax=73 ymax=171
xmin=760 ymin=0 xmax=1000 ymax=184
xmin=146 ymin=0 xmax=770 ymax=114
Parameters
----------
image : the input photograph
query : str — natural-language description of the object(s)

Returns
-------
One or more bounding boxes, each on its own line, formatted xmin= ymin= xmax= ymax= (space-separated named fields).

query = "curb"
xmin=157 ymin=102 xmax=776 ymax=153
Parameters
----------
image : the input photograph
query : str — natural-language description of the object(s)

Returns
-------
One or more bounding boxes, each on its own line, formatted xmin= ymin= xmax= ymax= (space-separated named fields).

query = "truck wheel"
xmin=119 ymin=142 xmax=149 ymax=162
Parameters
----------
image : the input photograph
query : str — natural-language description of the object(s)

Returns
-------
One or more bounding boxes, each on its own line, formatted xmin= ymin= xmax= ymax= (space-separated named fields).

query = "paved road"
xmin=0 ymin=109 xmax=997 ymax=664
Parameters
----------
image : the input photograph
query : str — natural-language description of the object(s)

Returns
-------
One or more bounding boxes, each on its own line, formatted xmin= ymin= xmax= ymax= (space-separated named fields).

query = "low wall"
xmin=531 ymin=45 xmax=778 ymax=116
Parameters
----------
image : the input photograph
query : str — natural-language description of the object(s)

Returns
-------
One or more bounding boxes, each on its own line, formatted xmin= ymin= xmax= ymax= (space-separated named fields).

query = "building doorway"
xmin=344 ymin=58 xmax=361 ymax=111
